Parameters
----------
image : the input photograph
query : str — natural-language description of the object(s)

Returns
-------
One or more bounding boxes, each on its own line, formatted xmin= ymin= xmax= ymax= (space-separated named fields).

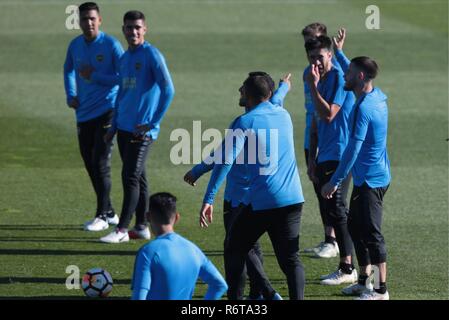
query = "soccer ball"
xmin=81 ymin=268 xmax=113 ymax=298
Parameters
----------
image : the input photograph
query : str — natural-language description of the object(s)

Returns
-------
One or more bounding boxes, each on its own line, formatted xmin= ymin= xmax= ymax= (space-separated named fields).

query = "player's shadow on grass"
xmin=0 ymin=296 xmax=131 ymax=300
xmin=202 ymin=250 xmax=276 ymax=257
xmin=0 ymin=249 xmax=137 ymax=256
xmin=0 ymin=224 xmax=83 ymax=231
xmin=0 ymin=236 xmax=101 ymax=243
xmin=0 ymin=277 xmax=131 ymax=285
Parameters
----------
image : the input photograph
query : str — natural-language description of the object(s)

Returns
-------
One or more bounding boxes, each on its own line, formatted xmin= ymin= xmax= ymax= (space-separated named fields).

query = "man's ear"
xmin=174 ymin=212 xmax=180 ymax=224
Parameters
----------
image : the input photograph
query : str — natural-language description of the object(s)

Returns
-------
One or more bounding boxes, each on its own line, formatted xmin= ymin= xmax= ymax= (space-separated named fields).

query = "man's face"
xmin=123 ymin=19 xmax=146 ymax=47
xmin=79 ymin=10 xmax=101 ymax=40
xmin=308 ymin=48 xmax=332 ymax=76
xmin=344 ymin=63 xmax=360 ymax=91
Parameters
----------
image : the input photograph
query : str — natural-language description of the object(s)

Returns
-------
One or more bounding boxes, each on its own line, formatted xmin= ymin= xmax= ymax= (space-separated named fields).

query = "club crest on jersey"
xmin=96 ymin=54 xmax=104 ymax=62
xmin=135 ymin=62 xmax=142 ymax=70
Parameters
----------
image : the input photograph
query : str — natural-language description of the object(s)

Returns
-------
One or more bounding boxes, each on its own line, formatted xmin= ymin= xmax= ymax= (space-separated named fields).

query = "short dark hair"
xmin=351 ymin=56 xmax=379 ymax=80
xmin=123 ymin=10 xmax=146 ymax=23
xmin=148 ymin=192 xmax=177 ymax=225
xmin=244 ymin=71 xmax=275 ymax=101
xmin=79 ymin=2 xmax=99 ymax=14
xmin=301 ymin=22 xmax=327 ymax=37
xmin=304 ymin=35 xmax=332 ymax=54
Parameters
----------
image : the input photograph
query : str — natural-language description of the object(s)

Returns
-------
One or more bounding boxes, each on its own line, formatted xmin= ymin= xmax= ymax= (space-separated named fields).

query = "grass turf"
xmin=0 ymin=0 xmax=447 ymax=299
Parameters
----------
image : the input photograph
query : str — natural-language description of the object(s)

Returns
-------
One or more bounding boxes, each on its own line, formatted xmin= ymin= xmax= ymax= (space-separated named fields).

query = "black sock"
xmin=325 ymin=235 xmax=336 ymax=244
xmin=358 ymin=274 xmax=369 ymax=286
xmin=106 ymin=210 xmax=115 ymax=218
xmin=339 ymin=262 xmax=354 ymax=274
xmin=375 ymin=282 xmax=387 ymax=294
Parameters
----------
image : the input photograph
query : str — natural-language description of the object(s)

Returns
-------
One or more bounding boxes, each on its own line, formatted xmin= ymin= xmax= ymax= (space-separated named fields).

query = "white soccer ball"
xmin=81 ymin=268 xmax=113 ymax=298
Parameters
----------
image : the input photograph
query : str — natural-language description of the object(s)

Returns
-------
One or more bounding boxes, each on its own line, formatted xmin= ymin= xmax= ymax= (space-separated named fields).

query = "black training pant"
xmin=224 ymin=203 xmax=305 ymax=300
xmin=223 ymin=201 xmax=275 ymax=299
xmin=116 ymin=130 xmax=152 ymax=230
xmin=348 ymin=183 xmax=389 ymax=266
xmin=77 ymin=110 xmax=114 ymax=218
xmin=313 ymin=160 xmax=353 ymax=257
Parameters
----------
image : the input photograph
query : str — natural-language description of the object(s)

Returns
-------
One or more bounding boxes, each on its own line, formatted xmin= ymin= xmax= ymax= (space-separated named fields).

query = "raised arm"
xmin=270 ymin=73 xmax=291 ymax=107
xmin=333 ymin=28 xmax=350 ymax=73
xmin=306 ymin=64 xmax=343 ymax=122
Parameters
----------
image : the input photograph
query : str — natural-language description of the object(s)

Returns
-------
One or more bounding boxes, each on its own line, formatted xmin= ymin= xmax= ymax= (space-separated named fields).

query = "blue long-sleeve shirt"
xmin=315 ymin=66 xmax=355 ymax=163
xmin=113 ymin=41 xmax=175 ymax=139
xmin=131 ymin=232 xmax=227 ymax=300
xmin=303 ymin=56 xmax=341 ymax=150
xmin=191 ymin=81 xmax=290 ymax=208
xmin=202 ymin=100 xmax=304 ymax=211
xmin=330 ymin=87 xmax=391 ymax=188
xmin=63 ymin=31 xmax=124 ymax=122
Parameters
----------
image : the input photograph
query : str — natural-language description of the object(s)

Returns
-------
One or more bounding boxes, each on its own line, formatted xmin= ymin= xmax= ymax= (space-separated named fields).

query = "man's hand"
xmin=199 ymin=203 xmax=213 ymax=228
xmin=280 ymin=73 xmax=292 ymax=90
xmin=307 ymin=160 xmax=319 ymax=184
xmin=68 ymin=97 xmax=79 ymax=109
xmin=104 ymin=130 xmax=116 ymax=143
xmin=79 ymin=65 xmax=94 ymax=80
xmin=306 ymin=64 xmax=320 ymax=87
xmin=321 ymin=182 xmax=338 ymax=199
xmin=333 ymin=28 xmax=346 ymax=51
xmin=183 ymin=170 xmax=198 ymax=186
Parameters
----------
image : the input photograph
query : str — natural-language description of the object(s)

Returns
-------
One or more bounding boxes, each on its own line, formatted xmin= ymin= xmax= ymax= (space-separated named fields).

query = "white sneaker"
xmin=107 ymin=214 xmax=119 ymax=225
xmin=356 ymin=290 xmax=389 ymax=300
xmin=320 ymin=269 xmax=358 ymax=285
xmin=100 ymin=229 xmax=129 ymax=243
xmin=304 ymin=241 xmax=324 ymax=253
xmin=128 ymin=226 xmax=151 ymax=240
xmin=342 ymin=282 xmax=374 ymax=296
xmin=314 ymin=242 xmax=339 ymax=258
xmin=84 ymin=217 xmax=109 ymax=231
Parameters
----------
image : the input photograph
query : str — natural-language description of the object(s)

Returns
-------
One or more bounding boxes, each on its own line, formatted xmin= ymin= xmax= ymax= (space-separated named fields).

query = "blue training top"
xmin=63 ymin=31 xmax=124 ymax=122
xmin=315 ymin=66 xmax=355 ymax=163
xmin=191 ymin=82 xmax=290 ymax=208
xmin=113 ymin=41 xmax=175 ymax=140
xmin=131 ymin=232 xmax=228 ymax=300
xmin=303 ymin=56 xmax=341 ymax=150
xmin=330 ymin=87 xmax=391 ymax=188
xmin=203 ymin=100 xmax=304 ymax=211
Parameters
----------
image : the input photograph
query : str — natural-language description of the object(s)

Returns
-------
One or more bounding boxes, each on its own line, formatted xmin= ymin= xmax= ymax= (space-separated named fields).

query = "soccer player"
xmin=304 ymin=35 xmax=356 ymax=284
xmin=321 ymin=55 xmax=391 ymax=300
xmin=183 ymin=73 xmax=291 ymax=300
xmin=100 ymin=11 xmax=175 ymax=243
xmin=131 ymin=192 xmax=228 ymax=300
xmin=301 ymin=23 xmax=341 ymax=257
xmin=63 ymin=2 xmax=123 ymax=231
xmin=199 ymin=72 xmax=305 ymax=300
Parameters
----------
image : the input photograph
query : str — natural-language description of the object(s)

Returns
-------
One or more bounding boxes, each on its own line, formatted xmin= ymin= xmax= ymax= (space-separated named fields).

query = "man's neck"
xmin=321 ymin=63 xmax=333 ymax=79
xmin=152 ymin=225 xmax=174 ymax=237
xmin=246 ymin=98 xmax=269 ymax=110
xmin=129 ymin=40 xmax=144 ymax=51
xmin=83 ymin=32 xmax=99 ymax=43
xmin=354 ymin=82 xmax=373 ymax=99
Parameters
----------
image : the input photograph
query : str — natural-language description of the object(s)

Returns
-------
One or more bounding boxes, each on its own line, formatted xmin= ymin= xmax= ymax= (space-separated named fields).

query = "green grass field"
xmin=0 ymin=0 xmax=447 ymax=300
